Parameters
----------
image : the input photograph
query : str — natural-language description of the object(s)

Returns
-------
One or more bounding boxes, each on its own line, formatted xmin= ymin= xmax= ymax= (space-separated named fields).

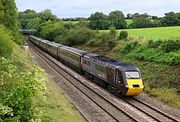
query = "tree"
xmin=18 ymin=9 xmax=38 ymax=29
xmin=161 ymin=12 xmax=180 ymax=26
xmin=26 ymin=18 xmax=41 ymax=29
xmin=0 ymin=0 xmax=18 ymax=31
xmin=108 ymin=10 xmax=127 ymax=29
xmin=131 ymin=17 xmax=153 ymax=28
xmin=141 ymin=13 xmax=150 ymax=18
xmin=38 ymin=9 xmax=57 ymax=23
xmin=152 ymin=16 xmax=158 ymax=20
xmin=132 ymin=13 xmax=141 ymax=18
xmin=88 ymin=12 xmax=110 ymax=30
xmin=127 ymin=13 xmax=132 ymax=19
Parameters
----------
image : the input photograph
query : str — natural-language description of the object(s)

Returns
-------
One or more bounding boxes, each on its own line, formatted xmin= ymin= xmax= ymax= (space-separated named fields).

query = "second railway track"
xmin=123 ymin=98 xmax=179 ymax=122
xmin=27 ymin=40 xmax=180 ymax=122
xmin=27 ymin=41 xmax=136 ymax=122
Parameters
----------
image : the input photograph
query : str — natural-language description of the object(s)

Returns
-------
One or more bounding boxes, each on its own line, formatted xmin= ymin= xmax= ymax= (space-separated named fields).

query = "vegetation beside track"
xmin=17 ymin=7 xmax=180 ymax=109
xmin=41 ymin=71 xmax=86 ymax=122
xmin=75 ymin=39 xmax=180 ymax=108
xmin=0 ymin=41 xmax=86 ymax=121
xmin=25 ymin=14 xmax=180 ymax=108
xmin=0 ymin=1 xmax=85 ymax=120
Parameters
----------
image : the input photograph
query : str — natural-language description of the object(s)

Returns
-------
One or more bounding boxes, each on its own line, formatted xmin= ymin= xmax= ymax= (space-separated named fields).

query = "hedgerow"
xmin=0 ymin=58 xmax=46 ymax=121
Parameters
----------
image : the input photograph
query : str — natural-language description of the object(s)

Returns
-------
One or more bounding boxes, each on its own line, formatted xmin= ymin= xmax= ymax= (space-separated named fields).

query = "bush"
xmin=0 ymin=25 xmax=13 ymax=58
xmin=148 ymin=39 xmax=163 ymax=48
xmin=87 ymin=30 xmax=117 ymax=48
xmin=0 ymin=58 xmax=45 ymax=121
xmin=119 ymin=31 xmax=128 ymax=40
xmin=122 ymin=41 xmax=138 ymax=54
xmin=13 ymin=32 xmax=24 ymax=45
xmin=87 ymin=39 xmax=102 ymax=47
xmin=65 ymin=27 xmax=95 ymax=46
xmin=127 ymin=45 xmax=180 ymax=65
xmin=161 ymin=40 xmax=180 ymax=53
xmin=108 ymin=40 xmax=116 ymax=50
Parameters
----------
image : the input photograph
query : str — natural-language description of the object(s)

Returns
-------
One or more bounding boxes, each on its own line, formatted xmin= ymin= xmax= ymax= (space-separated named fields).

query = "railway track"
xmin=27 ymin=41 xmax=136 ymax=122
xmin=123 ymin=98 xmax=179 ymax=122
xmin=27 ymin=40 xmax=180 ymax=122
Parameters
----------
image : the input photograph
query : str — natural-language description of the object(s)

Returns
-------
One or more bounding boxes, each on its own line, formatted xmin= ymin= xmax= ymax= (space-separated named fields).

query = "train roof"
xmin=84 ymin=53 xmax=139 ymax=71
xmin=60 ymin=46 xmax=88 ymax=55
xmin=29 ymin=35 xmax=50 ymax=43
xmin=48 ymin=42 xmax=63 ymax=47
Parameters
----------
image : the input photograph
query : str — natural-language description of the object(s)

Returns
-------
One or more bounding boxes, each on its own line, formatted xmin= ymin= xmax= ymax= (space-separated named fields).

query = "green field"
xmin=125 ymin=19 xmax=133 ymax=25
xmin=63 ymin=21 xmax=79 ymax=24
xmin=102 ymin=26 xmax=180 ymax=40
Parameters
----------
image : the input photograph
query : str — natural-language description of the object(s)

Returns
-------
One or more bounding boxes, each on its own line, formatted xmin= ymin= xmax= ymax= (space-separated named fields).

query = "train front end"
xmin=116 ymin=64 xmax=144 ymax=96
xmin=124 ymin=71 xmax=144 ymax=96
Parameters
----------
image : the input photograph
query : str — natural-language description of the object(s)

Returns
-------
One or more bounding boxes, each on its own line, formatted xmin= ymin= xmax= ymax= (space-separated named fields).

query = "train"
xmin=29 ymin=35 xmax=144 ymax=96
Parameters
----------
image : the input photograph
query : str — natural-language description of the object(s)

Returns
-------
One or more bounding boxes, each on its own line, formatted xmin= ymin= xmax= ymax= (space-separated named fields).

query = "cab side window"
xmin=116 ymin=71 xmax=123 ymax=84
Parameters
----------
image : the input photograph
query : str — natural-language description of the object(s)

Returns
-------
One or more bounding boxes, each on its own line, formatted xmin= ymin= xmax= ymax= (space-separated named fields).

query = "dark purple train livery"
xmin=29 ymin=35 xmax=144 ymax=96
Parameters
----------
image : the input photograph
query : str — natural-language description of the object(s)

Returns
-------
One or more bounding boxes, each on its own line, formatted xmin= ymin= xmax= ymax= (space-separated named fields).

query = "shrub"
xmin=0 ymin=58 xmax=45 ymax=121
xmin=87 ymin=39 xmax=102 ymax=47
xmin=119 ymin=31 xmax=128 ymax=40
xmin=13 ymin=32 xmax=24 ymax=45
xmin=0 ymin=25 xmax=13 ymax=58
xmin=109 ymin=26 xmax=117 ymax=39
xmin=65 ymin=27 xmax=95 ymax=46
xmin=100 ymin=32 xmax=113 ymax=43
xmin=148 ymin=39 xmax=163 ymax=48
xmin=161 ymin=39 xmax=180 ymax=53
xmin=121 ymin=41 xmax=138 ymax=54
xmin=108 ymin=40 xmax=116 ymax=50
xmin=127 ymin=45 xmax=180 ymax=65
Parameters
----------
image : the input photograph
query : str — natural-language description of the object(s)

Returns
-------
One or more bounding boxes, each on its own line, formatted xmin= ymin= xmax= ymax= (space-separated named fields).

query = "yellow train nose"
xmin=125 ymin=79 xmax=144 ymax=96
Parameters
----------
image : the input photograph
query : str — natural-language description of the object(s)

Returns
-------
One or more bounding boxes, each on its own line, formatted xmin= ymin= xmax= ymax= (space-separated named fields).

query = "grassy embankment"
xmin=76 ymin=26 xmax=180 ymax=109
xmin=1 ymin=43 xmax=85 ymax=122
xmin=19 ymin=45 xmax=85 ymax=122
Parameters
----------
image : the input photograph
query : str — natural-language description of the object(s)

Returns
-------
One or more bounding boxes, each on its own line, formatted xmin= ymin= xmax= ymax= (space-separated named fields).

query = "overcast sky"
xmin=15 ymin=0 xmax=180 ymax=18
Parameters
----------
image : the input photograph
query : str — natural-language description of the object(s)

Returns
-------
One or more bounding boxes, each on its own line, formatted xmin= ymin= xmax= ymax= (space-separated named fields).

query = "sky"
xmin=15 ymin=0 xmax=180 ymax=18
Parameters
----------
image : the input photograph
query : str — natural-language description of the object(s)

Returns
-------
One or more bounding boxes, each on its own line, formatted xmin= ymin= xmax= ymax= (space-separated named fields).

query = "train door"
xmin=106 ymin=67 xmax=114 ymax=83
xmin=115 ymin=70 xmax=123 ymax=86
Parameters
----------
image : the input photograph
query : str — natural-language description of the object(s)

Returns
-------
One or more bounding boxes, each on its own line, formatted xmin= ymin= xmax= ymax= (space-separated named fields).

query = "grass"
xmin=12 ymin=44 xmax=86 ymax=122
xmin=62 ymin=19 xmax=133 ymax=26
xmin=101 ymin=26 xmax=180 ymax=40
xmin=41 ymin=74 xmax=86 ymax=122
xmin=63 ymin=21 xmax=79 ymax=24
xmin=125 ymin=19 xmax=133 ymax=25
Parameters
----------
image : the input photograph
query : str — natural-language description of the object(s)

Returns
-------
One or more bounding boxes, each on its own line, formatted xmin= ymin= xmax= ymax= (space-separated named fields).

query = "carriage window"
xmin=125 ymin=71 xmax=140 ymax=79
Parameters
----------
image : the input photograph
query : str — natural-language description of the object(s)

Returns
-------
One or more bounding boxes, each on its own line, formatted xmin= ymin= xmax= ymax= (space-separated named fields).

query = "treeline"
xmin=20 ymin=9 xmax=180 ymax=30
xmin=61 ymin=11 xmax=180 ymax=29
xmin=88 ymin=11 xmax=180 ymax=29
